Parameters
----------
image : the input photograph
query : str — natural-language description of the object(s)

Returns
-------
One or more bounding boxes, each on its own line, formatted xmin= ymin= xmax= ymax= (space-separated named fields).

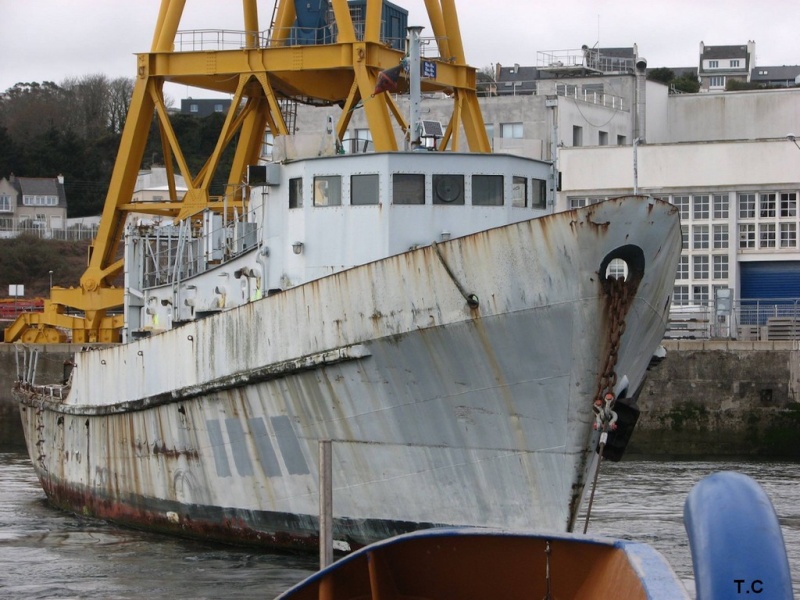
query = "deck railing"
xmin=667 ymin=298 xmax=800 ymax=341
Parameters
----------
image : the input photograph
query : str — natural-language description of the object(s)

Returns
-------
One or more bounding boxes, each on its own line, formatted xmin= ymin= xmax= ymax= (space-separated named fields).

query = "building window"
xmin=693 ymin=195 xmax=710 ymax=219
xmin=262 ymin=131 xmax=274 ymax=159
xmin=471 ymin=175 xmax=503 ymax=206
xmin=351 ymin=174 xmax=379 ymax=205
xmin=23 ymin=195 xmax=58 ymax=206
xmin=780 ymin=192 xmax=797 ymax=217
xmin=0 ymin=217 xmax=12 ymax=230
xmin=500 ymin=122 xmax=523 ymax=139
xmin=673 ymin=195 xmax=690 ymax=220
xmin=708 ymin=60 xmax=719 ymax=68
xmin=676 ymin=255 xmax=689 ymax=280
xmin=713 ymin=224 xmax=728 ymax=249
xmin=693 ymin=285 xmax=709 ymax=304
xmin=432 ymin=174 xmax=465 ymax=205
xmin=190 ymin=103 xmax=199 ymax=113
xmin=511 ymin=176 xmax=527 ymax=207
xmin=730 ymin=59 xmax=740 ymax=68
xmin=693 ymin=224 xmax=709 ymax=249
xmin=709 ymin=76 xmax=725 ymax=88
xmin=569 ymin=197 xmax=586 ymax=209
xmin=760 ymin=193 xmax=776 ymax=218
xmin=617 ymin=135 xmax=626 ymax=145
xmin=393 ymin=174 xmax=425 ymax=205
xmin=739 ymin=223 xmax=755 ymax=248
xmin=681 ymin=225 xmax=689 ymax=250
xmin=759 ymin=223 xmax=776 ymax=248
xmin=713 ymin=255 xmax=728 ymax=280
xmin=780 ymin=222 xmax=797 ymax=248
xmin=738 ymin=193 xmax=756 ymax=219
xmin=713 ymin=194 xmax=729 ymax=219
xmin=485 ymin=123 xmax=494 ymax=140
xmin=0 ymin=195 xmax=11 ymax=212
xmin=673 ymin=285 xmax=689 ymax=305
xmin=572 ymin=126 xmax=583 ymax=147
xmin=214 ymin=104 xmax=224 ymax=113
xmin=598 ymin=131 xmax=608 ymax=146
xmin=313 ymin=175 xmax=342 ymax=206
xmin=693 ymin=255 xmax=709 ymax=280
xmin=289 ymin=177 xmax=303 ymax=208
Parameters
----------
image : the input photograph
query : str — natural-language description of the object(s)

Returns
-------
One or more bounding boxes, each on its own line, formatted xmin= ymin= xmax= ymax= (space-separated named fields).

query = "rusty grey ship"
xmin=11 ymin=0 xmax=682 ymax=552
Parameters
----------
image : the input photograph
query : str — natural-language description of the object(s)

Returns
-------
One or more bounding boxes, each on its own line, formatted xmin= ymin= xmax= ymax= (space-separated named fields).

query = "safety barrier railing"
xmin=667 ymin=298 xmax=800 ymax=341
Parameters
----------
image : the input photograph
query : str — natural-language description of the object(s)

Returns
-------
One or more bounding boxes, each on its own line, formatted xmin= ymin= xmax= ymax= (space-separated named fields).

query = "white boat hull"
xmin=18 ymin=196 xmax=681 ymax=550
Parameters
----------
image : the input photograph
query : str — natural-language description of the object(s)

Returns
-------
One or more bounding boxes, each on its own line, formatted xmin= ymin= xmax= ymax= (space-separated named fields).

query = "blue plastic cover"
xmin=684 ymin=471 xmax=794 ymax=600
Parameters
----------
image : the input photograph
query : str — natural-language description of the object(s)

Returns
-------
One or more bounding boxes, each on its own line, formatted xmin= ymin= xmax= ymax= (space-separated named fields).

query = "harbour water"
xmin=0 ymin=446 xmax=797 ymax=599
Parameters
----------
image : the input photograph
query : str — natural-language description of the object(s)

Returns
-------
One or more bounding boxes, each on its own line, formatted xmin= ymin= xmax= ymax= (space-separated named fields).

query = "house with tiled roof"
xmin=698 ymin=41 xmax=754 ymax=91
xmin=0 ymin=174 xmax=67 ymax=239
xmin=751 ymin=65 xmax=800 ymax=88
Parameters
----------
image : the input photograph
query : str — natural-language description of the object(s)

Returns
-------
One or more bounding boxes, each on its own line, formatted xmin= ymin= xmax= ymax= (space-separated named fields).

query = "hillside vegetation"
xmin=0 ymin=235 xmax=92 ymax=299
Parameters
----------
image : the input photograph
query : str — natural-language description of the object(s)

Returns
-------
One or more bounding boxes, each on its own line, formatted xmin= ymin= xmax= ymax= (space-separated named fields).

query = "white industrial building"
xmin=284 ymin=49 xmax=800 ymax=339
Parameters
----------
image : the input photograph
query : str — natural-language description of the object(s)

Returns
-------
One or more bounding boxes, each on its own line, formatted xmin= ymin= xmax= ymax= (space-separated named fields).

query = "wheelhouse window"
xmin=351 ymin=174 xmax=379 ymax=205
xmin=392 ymin=174 xmax=425 ymax=205
xmin=511 ymin=176 xmax=527 ymax=208
xmin=350 ymin=128 xmax=373 ymax=154
xmin=313 ymin=175 xmax=342 ymax=206
xmin=289 ymin=177 xmax=303 ymax=208
xmin=433 ymin=174 xmax=465 ymax=205
xmin=471 ymin=175 xmax=503 ymax=206
xmin=531 ymin=179 xmax=546 ymax=209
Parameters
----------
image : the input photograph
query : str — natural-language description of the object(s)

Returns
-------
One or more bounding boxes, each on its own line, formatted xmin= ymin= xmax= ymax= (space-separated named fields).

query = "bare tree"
xmin=108 ymin=77 xmax=135 ymax=134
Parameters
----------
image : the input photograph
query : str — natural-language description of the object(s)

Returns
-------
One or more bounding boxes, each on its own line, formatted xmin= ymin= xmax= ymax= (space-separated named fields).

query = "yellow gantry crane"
xmin=4 ymin=0 xmax=489 ymax=344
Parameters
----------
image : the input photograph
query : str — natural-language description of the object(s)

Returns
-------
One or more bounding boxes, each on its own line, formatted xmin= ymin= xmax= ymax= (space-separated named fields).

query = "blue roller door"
xmin=740 ymin=261 xmax=800 ymax=300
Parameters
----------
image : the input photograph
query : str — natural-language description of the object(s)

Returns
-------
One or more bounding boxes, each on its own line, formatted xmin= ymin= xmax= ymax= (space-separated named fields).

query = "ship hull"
xmin=17 ymin=197 xmax=681 ymax=550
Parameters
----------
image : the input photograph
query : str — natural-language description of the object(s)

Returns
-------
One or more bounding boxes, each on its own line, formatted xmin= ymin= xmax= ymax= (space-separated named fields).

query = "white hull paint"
xmin=18 ymin=196 xmax=680 ymax=550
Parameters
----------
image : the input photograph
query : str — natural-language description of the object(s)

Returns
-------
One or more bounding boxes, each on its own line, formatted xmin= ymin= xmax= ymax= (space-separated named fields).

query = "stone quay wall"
xmin=632 ymin=340 xmax=800 ymax=458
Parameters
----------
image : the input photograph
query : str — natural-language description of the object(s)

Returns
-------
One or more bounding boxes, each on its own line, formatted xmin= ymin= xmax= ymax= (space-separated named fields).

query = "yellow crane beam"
xmin=4 ymin=0 xmax=490 ymax=344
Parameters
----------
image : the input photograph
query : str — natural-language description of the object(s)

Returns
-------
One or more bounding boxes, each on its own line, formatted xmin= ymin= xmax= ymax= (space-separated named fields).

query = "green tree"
xmin=673 ymin=74 xmax=700 ymax=93
xmin=647 ymin=67 xmax=675 ymax=85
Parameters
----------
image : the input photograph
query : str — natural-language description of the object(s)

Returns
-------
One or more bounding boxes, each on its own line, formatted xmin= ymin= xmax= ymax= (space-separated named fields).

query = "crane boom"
xmin=4 ymin=0 xmax=489 ymax=344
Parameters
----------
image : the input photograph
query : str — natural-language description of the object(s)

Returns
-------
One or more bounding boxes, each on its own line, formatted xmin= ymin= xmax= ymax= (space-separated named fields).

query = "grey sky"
xmin=2 ymin=0 xmax=798 ymax=96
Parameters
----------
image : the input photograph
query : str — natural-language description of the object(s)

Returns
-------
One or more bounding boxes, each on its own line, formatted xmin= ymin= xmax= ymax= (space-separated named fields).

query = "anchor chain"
xmin=584 ymin=275 xmax=631 ymax=533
